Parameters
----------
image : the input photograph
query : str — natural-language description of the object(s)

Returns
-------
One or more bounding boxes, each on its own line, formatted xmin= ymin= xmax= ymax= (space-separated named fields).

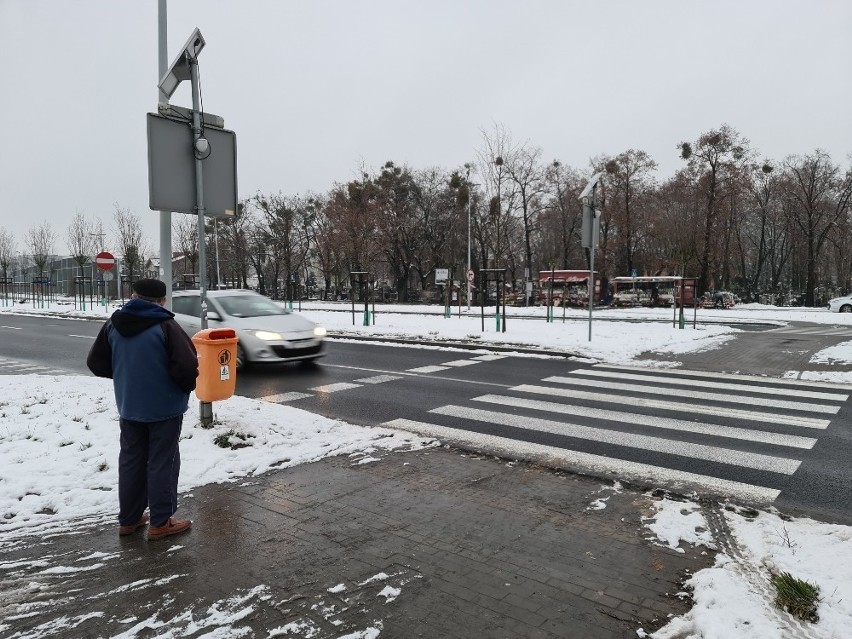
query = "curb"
xmin=326 ymin=331 xmax=587 ymax=359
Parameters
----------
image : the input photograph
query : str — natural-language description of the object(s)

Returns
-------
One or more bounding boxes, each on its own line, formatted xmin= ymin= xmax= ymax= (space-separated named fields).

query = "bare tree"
xmin=679 ymin=124 xmax=752 ymax=293
xmin=541 ymin=161 xmax=584 ymax=271
xmin=174 ymin=215 xmax=199 ymax=284
xmin=0 ymin=227 xmax=16 ymax=282
xmin=602 ymin=149 xmax=658 ymax=275
xmin=26 ymin=221 xmax=57 ymax=276
xmin=781 ymin=151 xmax=852 ymax=305
xmin=504 ymin=144 xmax=545 ymax=302
xmin=66 ymin=211 xmax=97 ymax=289
xmin=113 ymin=205 xmax=149 ymax=286
xmin=476 ymin=124 xmax=518 ymax=271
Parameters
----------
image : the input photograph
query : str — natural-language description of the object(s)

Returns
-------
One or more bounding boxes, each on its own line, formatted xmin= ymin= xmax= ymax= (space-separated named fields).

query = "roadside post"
xmin=350 ymin=271 xmax=370 ymax=326
xmin=436 ymin=268 xmax=450 ymax=318
xmin=480 ymin=268 xmax=508 ymax=333
xmin=151 ymin=27 xmax=237 ymax=427
xmin=548 ymin=267 xmax=555 ymax=322
xmin=579 ymin=173 xmax=604 ymax=342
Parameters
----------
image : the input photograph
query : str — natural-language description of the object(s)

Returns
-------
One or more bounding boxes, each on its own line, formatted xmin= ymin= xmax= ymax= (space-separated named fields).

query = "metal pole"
xmin=214 ymin=217 xmax=222 ymax=288
xmin=588 ymin=249 xmax=594 ymax=341
xmin=190 ymin=56 xmax=206 ymax=329
xmin=158 ymin=0 xmax=173 ymax=309
xmin=467 ymin=186 xmax=472 ymax=312
xmin=190 ymin=51 xmax=212 ymax=427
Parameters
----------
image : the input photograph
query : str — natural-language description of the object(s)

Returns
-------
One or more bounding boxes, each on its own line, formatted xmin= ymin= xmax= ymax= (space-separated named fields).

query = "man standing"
xmin=87 ymin=278 xmax=198 ymax=540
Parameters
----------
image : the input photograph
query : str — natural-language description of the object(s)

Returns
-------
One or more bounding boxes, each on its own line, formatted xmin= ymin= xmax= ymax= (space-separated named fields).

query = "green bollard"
xmin=495 ymin=312 xmax=501 ymax=331
xmin=678 ymin=306 xmax=685 ymax=329
xmin=363 ymin=309 xmax=370 ymax=326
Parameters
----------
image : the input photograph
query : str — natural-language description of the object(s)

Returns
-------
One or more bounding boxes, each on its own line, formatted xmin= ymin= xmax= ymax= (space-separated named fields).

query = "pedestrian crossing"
xmin=767 ymin=325 xmax=851 ymax=337
xmin=0 ymin=358 xmax=69 ymax=376
xmin=383 ymin=364 xmax=852 ymax=505
xmin=259 ymin=354 xmax=506 ymax=403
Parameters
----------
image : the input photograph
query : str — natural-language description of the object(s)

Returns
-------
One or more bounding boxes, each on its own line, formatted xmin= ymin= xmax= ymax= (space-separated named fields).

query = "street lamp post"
xmin=464 ymin=163 xmax=476 ymax=312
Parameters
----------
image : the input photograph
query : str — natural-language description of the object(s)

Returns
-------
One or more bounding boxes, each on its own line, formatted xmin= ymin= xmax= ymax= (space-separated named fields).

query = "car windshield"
xmin=215 ymin=295 xmax=286 ymax=318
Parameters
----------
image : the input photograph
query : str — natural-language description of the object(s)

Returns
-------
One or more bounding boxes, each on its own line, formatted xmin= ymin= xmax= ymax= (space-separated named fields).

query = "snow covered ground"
xmin=2 ymin=298 xmax=852 ymax=637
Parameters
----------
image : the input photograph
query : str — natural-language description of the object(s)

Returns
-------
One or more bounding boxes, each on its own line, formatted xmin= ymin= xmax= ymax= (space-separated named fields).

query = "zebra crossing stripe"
xmin=543 ymin=376 xmax=840 ymax=415
xmin=407 ymin=365 xmax=449 ymax=373
xmin=429 ymin=405 xmax=801 ymax=474
xmin=260 ymin=392 xmax=312 ymax=403
xmin=309 ymin=383 xmax=362 ymax=393
xmin=511 ymin=384 xmax=830 ymax=429
xmin=441 ymin=360 xmax=480 ymax=367
xmin=593 ymin=363 xmax=852 ymax=391
xmin=353 ymin=375 xmax=403 ymax=384
xmin=382 ymin=418 xmax=781 ymax=504
xmin=470 ymin=355 xmax=508 ymax=361
xmin=471 ymin=394 xmax=817 ymax=449
xmin=569 ymin=369 xmax=848 ymax=402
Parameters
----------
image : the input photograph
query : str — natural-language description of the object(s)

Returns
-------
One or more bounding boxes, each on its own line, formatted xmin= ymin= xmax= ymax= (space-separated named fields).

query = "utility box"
xmin=192 ymin=328 xmax=238 ymax=402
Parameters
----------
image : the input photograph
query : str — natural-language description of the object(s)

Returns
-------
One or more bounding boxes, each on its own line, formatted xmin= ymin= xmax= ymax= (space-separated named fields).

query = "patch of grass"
xmin=79 ymin=442 xmax=92 ymax=451
xmin=213 ymin=430 xmax=252 ymax=450
xmin=771 ymin=571 xmax=821 ymax=622
xmin=20 ymin=406 xmax=30 ymax=415
xmin=98 ymin=462 xmax=109 ymax=472
xmin=71 ymin=416 xmax=84 ymax=423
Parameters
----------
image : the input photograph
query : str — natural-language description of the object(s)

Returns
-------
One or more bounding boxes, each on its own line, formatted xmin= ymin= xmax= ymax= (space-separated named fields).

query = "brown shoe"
xmin=148 ymin=517 xmax=192 ymax=540
xmin=118 ymin=513 xmax=149 ymax=536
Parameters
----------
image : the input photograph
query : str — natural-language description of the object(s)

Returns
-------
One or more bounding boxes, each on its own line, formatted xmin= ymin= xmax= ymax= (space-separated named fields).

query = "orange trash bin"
xmin=192 ymin=328 xmax=239 ymax=402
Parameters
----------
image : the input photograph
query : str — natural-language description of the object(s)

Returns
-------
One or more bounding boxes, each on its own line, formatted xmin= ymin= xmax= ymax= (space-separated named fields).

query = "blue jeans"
xmin=118 ymin=415 xmax=183 ymax=528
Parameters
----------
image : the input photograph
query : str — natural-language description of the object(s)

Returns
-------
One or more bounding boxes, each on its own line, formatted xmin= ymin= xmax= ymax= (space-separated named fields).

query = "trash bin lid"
xmin=192 ymin=328 xmax=238 ymax=342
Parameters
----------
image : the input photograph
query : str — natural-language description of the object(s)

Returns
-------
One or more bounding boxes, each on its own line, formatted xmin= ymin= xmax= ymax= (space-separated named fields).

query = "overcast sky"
xmin=1 ymin=0 xmax=850 ymax=256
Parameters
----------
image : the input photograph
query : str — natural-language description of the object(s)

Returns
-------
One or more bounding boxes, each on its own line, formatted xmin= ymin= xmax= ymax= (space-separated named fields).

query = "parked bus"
xmin=538 ymin=270 xmax=602 ymax=307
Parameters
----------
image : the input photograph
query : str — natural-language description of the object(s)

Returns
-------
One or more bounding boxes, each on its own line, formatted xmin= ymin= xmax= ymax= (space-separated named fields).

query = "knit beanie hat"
xmin=132 ymin=278 xmax=167 ymax=298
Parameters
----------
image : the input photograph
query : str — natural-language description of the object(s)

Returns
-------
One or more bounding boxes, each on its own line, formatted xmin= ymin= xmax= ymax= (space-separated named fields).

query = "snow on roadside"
xmin=643 ymin=498 xmax=852 ymax=639
xmin=0 ymin=375 xmax=431 ymax=538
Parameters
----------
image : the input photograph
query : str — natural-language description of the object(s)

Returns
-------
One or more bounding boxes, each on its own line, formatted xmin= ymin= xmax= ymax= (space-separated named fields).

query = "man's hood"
xmin=111 ymin=299 xmax=174 ymax=337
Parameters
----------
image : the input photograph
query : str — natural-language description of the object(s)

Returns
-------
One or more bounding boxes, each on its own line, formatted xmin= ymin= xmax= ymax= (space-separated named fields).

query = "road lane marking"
xmin=68 ymin=334 xmax=96 ymax=339
xmin=429 ymin=405 xmax=801 ymax=475
xmin=382 ymin=418 xmax=781 ymax=504
xmin=543 ymin=376 xmax=840 ymax=414
xmin=0 ymin=325 xmax=22 ymax=330
xmin=441 ymin=360 xmax=480 ymax=367
xmin=470 ymin=355 xmax=508 ymax=361
xmin=471 ymin=394 xmax=817 ymax=449
xmin=570 ymin=369 xmax=848 ymax=402
xmin=511 ymin=384 xmax=831 ymax=429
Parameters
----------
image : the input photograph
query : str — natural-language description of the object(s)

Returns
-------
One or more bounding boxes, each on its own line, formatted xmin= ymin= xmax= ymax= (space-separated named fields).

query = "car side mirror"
xmin=207 ymin=311 xmax=221 ymax=321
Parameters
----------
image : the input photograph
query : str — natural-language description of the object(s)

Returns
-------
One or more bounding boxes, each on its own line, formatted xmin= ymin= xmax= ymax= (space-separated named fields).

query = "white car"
xmin=827 ymin=294 xmax=852 ymax=313
xmin=171 ymin=289 xmax=326 ymax=370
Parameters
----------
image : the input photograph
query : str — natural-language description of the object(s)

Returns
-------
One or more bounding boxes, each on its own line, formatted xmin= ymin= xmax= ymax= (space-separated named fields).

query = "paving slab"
xmin=0 ymin=447 xmax=711 ymax=638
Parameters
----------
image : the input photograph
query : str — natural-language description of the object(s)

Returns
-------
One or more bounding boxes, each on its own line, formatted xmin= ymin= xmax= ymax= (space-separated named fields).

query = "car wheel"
xmin=236 ymin=344 xmax=251 ymax=371
xmin=841 ymin=305 xmax=852 ymax=313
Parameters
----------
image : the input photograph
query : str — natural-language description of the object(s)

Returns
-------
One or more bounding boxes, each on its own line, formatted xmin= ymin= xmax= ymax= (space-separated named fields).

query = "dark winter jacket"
xmin=87 ymin=299 xmax=198 ymax=422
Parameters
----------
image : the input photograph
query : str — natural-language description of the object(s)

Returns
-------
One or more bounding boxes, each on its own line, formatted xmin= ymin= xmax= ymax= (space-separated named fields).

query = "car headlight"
xmin=313 ymin=326 xmax=327 ymax=337
xmin=251 ymin=330 xmax=283 ymax=341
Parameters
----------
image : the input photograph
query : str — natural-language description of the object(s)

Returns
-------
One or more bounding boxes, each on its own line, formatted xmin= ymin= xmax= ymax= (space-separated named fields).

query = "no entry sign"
xmin=95 ymin=252 xmax=116 ymax=271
